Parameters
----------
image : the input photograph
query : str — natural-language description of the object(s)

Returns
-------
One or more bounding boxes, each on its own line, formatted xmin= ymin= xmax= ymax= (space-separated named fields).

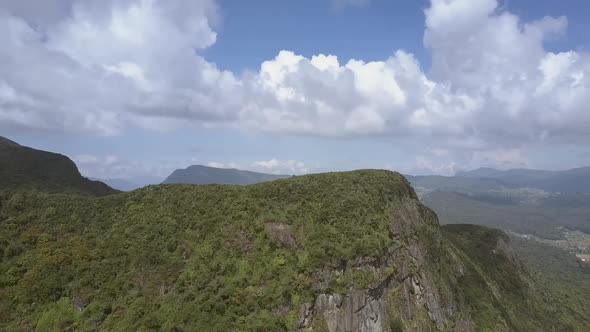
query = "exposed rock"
xmin=494 ymin=236 xmax=521 ymax=267
xmin=272 ymin=303 xmax=291 ymax=317
xmin=296 ymin=302 xmax=315 ymax=330
xmin=264 ymin=222 xmax=298 ymax=250
xmin=296 ymin=197 xmax=453 ymax=332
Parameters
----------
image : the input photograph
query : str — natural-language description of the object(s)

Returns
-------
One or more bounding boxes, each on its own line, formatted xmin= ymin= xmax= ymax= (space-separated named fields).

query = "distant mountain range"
xmin=407 ymin=166 xmax=590 ymax=194
xmin=0 ymin=136 xmax=287 ymax=192
xmin=162 ymin=164 xmax=290 ymax=185
xmin=96 ymin=165 xmax=590 ymax=193
xmin=456 ymin=166 xmax=590 ymax=193
xmin=406 ymin=166 xmax=590 ymax=240
xmin=93 ymin=166 xmax=287 ymax=191
xmin=0 ymin=136 xmax=117 ymax=196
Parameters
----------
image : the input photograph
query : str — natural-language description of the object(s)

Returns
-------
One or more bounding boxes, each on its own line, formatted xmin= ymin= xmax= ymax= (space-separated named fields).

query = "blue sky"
xmin=2 ymin=0 xmax=590 ymax=182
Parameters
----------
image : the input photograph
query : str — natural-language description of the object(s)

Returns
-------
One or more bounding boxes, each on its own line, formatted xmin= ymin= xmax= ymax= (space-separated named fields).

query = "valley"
xmin=509 ymin=229 xmax=590 ymax=255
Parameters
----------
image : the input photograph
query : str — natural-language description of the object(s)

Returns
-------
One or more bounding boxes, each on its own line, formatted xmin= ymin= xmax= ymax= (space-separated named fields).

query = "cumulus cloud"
xmin=409 ymin=147 xmax=529 ymax=175
xmin=0 ymin=0 xmax=235 ymax=134
xmin=251 ymin=158 xmax=309 ymax=175
xmin=2 ymin=0 xmax=590 ymax=173
xmin=206 ymin=161 xmax=240 ymax=169
xmin=414 ymin=155 xmax=458 ymax=176
xmin=246 ymin=0 xmax=589 ymax=148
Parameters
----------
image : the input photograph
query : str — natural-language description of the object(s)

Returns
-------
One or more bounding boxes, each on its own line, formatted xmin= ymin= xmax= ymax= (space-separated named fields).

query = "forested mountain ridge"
xmin=0 ymin=136 xmax=117 ymax=196
xmin=0 ymin=170 xmax=586 ymax=331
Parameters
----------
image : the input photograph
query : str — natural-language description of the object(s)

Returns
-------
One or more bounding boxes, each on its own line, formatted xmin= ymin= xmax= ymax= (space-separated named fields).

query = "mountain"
xmin=407 ymin=166 xmax=590 ymax=238
xmin=456 ymin=166 xmax=590 ymax=193
xmin=162 ymin=164 xmax=290 ymax=185
xmin=0 ymin=170 xmax=585 ymax=331
xmin=0 ymin=136 xmax=117 ymax=196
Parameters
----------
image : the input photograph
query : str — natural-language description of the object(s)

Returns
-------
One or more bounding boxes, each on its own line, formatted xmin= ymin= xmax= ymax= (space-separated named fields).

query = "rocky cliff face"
xmin=293 ymin=196 xmax=448 ymax=331
xmin=293 ymin=195 xmax=561 ymax=332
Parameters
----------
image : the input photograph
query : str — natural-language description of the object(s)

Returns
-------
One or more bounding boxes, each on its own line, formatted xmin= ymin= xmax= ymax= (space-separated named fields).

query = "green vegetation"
xmin=441 ymin=224 xmax=589 ymax=331
xmin=414 ymin=171 xmax=590 ymax=331
xmin=510 ymin=237 xmax=590 ymax=322
xmin=1 ymin=160 xmax=588 ymax=331
xmin=423 ymin=191 xmax=590 ymax=239
xmin=0 ymin=136 xmax=116 ymax=196
xmin=0 ymin=170 xmax=413 ymax=331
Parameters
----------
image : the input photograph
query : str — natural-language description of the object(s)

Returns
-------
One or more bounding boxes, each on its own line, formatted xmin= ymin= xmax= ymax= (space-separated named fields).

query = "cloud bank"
xmin=1 ymin=0 xmax=589 ymax=173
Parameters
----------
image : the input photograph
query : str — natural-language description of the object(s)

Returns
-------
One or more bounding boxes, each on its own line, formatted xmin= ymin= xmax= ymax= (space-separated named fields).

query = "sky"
xmin=1 ymin=0 xmax=590 ymax=182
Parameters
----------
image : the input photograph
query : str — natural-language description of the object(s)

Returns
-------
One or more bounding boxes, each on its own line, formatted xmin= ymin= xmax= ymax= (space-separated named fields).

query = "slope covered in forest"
xmin=0 ymin=136 xmax=116 ymax=196
xmin=0 ymin=170 xmax=586 ymax=331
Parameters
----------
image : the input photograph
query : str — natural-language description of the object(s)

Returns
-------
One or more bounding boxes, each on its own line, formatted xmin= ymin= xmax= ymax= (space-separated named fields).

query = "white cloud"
xmin=469 ymin=148 xmax=529 ymax=170
xmin=206 ymin=161 xmax=240 ymax=169
xmin=251 ymin=158 xmax=309 ymax=175
xmin=414 ymin=155 xmax=457 ymax=176
xmin=0 ymin=0 xmax=235 ymax=135
xmin=2 ymin=0 xmax=590 ymax=174
xmin=73 ymin=154 xmax=179 ymax=179
xmin=207 ymin=161 xmax=226 ymax=168
xmin=406 ymin=147 xmax=529 ymax=175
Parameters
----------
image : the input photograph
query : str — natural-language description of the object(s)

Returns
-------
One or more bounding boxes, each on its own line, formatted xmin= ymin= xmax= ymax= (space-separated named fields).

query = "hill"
xmin=162 ymin=164 xmax=290 ymax=185
xmin=0 ymin=136 xmax=117 ymax=196
xmin=0 ymin=170 xmax=585 ymax=331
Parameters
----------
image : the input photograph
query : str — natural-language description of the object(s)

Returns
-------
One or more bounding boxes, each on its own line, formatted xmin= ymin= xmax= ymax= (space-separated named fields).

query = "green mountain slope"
xmin=0 ymin=170 xmax=585 ymax=331
xmin=162 ymin=164 xmax=290 ymax=185
xmin=0 ymin=136 xmax=117 ymax=196
xmin=441 ymin=224 xmax=588 ymax=330
xmin=510 ymin=236 xmax=590 ymax=322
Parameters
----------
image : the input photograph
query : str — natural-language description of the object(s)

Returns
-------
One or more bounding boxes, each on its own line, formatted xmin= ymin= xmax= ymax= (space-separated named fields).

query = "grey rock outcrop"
xmin=295 ymin=197 xmax=460 ymax=332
